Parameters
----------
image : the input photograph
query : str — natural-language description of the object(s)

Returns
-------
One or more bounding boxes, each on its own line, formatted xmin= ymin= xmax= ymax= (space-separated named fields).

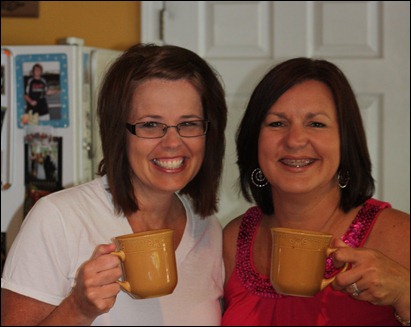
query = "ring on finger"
xmin=351 ymin=282 xmax=361 ymax=296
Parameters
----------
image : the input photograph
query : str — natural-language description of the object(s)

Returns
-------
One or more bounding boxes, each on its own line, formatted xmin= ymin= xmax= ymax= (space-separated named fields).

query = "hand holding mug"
xmin=71 ymin=243 xmax=122 ymax=321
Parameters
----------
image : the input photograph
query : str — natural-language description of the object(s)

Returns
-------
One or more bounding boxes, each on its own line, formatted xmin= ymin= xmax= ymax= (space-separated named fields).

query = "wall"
xmin=1 ymin=1 xmax=141 ymax=50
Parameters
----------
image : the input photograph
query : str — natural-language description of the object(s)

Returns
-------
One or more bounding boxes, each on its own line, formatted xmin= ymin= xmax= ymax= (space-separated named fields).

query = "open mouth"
xmin=280 ymin=159 xmax=314 ymax=168
xmin=152 ymin=158 xmax=184 ymax=169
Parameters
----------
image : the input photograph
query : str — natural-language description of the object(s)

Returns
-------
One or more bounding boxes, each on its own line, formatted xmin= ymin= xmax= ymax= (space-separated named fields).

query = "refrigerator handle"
xmin=1 ymin=49 xmax=13 ymax=190
xmin=1 ymin=98 xmax=13 ymax=191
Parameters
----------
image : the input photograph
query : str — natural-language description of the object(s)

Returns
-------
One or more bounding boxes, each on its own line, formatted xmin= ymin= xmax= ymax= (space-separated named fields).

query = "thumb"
xmin=331 ymin=238 xmax=349 ymax=269
xmin=332 ymin=237 xmax=348 ymax=248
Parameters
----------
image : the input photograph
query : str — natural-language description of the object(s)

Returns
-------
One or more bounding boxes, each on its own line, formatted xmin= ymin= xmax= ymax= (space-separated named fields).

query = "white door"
xmin=142 ymin=1 xmax=410 ymax=225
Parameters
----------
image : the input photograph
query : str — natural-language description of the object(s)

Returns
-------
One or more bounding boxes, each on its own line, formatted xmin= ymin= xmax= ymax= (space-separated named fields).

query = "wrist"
xmin=395 ymin=311 xmax=410 ymax=326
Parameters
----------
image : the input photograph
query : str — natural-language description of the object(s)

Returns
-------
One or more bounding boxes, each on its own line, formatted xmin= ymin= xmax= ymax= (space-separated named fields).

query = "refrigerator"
xmin=1 ymin=38 xmax=121 ymax=271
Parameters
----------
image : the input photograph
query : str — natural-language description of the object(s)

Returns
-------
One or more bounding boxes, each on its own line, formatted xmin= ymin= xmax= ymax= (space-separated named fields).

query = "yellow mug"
xmin=270 ymin=227 xmax=348 ymax=297
xmin=111 ymin=229 xmax=177 ymax=299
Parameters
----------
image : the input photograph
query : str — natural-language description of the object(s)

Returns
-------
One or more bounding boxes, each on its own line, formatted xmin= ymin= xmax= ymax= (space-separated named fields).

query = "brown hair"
xmin=97 ymin=43 xmax=227 ymax=217
xmin=236 ymin=57 xmax=374 ymax=214
xmin=31 ymin=63 xmax=43 ymax=74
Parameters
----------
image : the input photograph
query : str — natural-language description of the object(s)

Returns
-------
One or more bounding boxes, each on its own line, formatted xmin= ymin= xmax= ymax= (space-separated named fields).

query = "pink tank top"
xmin=222 ymin=198 xmax=399 ymax=326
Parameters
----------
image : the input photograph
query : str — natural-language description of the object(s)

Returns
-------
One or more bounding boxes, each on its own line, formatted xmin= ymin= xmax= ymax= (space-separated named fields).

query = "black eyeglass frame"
xmin=125 ymin=120 xmax=209 ymax=139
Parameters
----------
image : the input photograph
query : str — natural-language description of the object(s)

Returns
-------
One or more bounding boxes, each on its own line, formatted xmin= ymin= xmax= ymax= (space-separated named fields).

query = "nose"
xmin=161 ymin=125 xmax=182 ymax=147
xmin=164 ymin=125 xmax=180 ymax=135
xmin=285 ymin=125 xmax=308 ymax=149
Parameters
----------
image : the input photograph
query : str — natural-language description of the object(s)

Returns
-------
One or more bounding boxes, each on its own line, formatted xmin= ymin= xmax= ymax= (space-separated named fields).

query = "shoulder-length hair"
xmin=236 ymin=57 xmax=374 ymax=215
xmin=97 ymin=43 xmax=227 ymax=217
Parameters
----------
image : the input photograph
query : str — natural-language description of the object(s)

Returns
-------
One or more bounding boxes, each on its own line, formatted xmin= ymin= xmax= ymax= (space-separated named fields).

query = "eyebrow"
xmin=135 ymin=114 xmax=204 ymax=121
xmin=266 ymin=111 xmax=332 ymax=120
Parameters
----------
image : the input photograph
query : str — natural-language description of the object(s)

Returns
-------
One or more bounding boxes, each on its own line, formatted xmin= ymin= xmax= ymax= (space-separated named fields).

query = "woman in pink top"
xmin=222 ymin=58 xmax=410 ymax=326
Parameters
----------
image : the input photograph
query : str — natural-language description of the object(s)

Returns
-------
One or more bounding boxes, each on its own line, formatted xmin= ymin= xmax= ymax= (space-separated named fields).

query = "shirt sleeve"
xmin=1 ymin=197 xmax=74 ymax=305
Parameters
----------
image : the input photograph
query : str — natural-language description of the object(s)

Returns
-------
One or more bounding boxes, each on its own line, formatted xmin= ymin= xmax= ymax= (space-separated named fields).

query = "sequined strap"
xmin=236 ymin=200 xmax=390 ymax=296
xmin=236 ymin=206 xmax=281 ymax=298
xmin=324 ymin=199 xmax=387 ymax=277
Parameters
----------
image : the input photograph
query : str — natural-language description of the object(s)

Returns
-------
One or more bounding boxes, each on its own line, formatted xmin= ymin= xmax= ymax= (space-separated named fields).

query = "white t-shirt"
xmin=1 ymin=176 xmax=224 ymax=326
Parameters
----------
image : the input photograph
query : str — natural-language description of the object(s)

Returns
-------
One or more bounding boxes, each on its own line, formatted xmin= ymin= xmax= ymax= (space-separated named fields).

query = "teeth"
xmin=281 ymin=159 xmax=313 ymax=168
xmin=153 ymin=158 xmax=184 ymax=169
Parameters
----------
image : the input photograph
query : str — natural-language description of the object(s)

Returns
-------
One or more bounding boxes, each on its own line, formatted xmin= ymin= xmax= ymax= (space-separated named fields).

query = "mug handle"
xmin=320 ymin=247 xmax=349 ymax=291
xmin=111 ymin=250 xmax=131 ymax=293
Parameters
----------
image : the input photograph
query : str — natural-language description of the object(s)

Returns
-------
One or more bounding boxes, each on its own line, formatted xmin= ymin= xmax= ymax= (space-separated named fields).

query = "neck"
xmin=270 ymin=187 xmax=342 ymax=232
xmin=127 ymin=193 xmax=185 ymax=232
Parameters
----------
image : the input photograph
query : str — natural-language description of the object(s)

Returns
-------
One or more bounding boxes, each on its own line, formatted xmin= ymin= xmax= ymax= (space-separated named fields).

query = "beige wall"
xmin=1 ymin=1 xmax=141 ymax=51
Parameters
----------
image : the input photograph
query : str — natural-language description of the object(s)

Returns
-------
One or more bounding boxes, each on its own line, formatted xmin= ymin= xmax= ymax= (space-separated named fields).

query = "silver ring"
xmin=351 ymin=282 xmax=361 ymax=296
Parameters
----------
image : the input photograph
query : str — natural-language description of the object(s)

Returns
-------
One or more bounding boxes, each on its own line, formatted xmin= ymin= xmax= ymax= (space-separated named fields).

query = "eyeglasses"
xmin=126 ymin=120 xmax=209 ymax=139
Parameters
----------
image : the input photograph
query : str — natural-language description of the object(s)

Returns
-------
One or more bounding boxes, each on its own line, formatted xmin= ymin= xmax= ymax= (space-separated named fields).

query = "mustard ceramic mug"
xmin=270 ymin=227 xmax=347 ymax=297
xmin=111 ymin=229 xmax=177 ymax=299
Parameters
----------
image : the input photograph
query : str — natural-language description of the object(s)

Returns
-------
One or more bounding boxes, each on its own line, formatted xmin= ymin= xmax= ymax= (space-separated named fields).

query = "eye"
xmin=141 ymin=121 xmax=163 ymax=128
xmin=267 ymin=121 xmax=285 ymax=128
xmin=179 ymin=120 xmax=202 ymax=127
xmin=309 ymin=122 xmax=326 ymax=128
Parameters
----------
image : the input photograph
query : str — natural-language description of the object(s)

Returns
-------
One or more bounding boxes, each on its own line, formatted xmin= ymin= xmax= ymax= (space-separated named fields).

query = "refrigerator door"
xmin=1 ymin=44 xmax=120 ymax=235
xmin=1 ymin=43 xmax=121 ymax=273
xmin=1 ymin=45 xmax=78 ymax=235
xmin=88 ymin=48 xmax=121 ymax=176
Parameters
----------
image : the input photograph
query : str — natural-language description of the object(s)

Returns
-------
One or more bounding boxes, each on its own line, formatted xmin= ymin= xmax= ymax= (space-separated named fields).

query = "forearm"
xmin=37 ymin=293 xmax=96 ymax=326
xmin=1 ymin=290 xmax=96 ymax=326
xmin=24 ymin=95 xmax=36 ymax=106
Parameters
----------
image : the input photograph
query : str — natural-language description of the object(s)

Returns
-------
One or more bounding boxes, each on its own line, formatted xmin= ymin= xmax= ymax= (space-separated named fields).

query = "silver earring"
xmin=251 ymin=168 xmax=268 ymax=187
xmin=338 ymin=170 xmax=350 ymax=189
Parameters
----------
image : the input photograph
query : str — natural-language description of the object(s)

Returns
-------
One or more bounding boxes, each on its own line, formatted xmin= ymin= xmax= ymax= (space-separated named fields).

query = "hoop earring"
xmin=251 ymin=168 xmax=268 ymax=188
xmin=338 ymin=170 xmax=350 ymax=189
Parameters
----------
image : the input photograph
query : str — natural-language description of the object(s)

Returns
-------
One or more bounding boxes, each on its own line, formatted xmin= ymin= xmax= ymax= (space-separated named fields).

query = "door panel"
xmin=142 ymin=1 xmax=410 ymax=225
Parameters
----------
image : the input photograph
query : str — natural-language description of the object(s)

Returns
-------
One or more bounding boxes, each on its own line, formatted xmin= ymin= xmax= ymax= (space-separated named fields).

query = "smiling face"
xmin=126 ymin=78 xmax=206 ymax=196
xmin=258 ymin=80 xmax=340 ymax=195
xmin=32 ymin=65 xmax=43 ymax=79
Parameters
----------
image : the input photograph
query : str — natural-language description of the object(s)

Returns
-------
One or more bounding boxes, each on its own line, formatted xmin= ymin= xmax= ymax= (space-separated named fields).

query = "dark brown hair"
xmin=31 ymin=63 xmax=43 ymax=74
xmin=97 ymin=43 xmax=227 ymax=217
xmin=236 ymin=57 xmax=374 ymax=214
